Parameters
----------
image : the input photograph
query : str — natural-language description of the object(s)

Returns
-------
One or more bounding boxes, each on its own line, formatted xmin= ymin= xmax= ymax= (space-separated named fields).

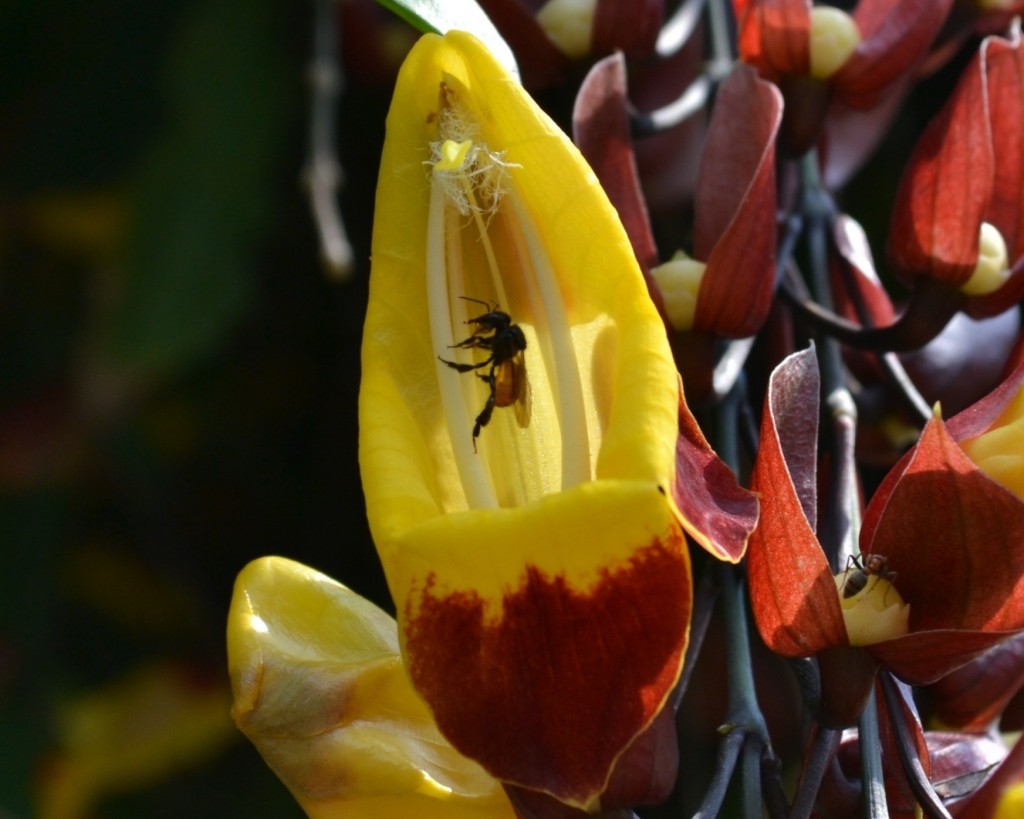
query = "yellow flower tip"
xmin=650 ymin=251 xmax=706 ymax=331
xmin=962 ymin=384 xmax=1024 ymax=500
xmin=226 ymin=556 xmax=514 ymax=816
xmin=834 ymin=564 xmax=910 ymax=646
xmin=435 ymin=139 xmax=474 ymax=171
xmin=996 ymin=782 xmax=1024 ymax=819
xmin=809 ymin=7 xmax=862 ymax=80
xmin=961 ymin=221 xmax=1010 ymax=296
xmin=536 ymin=0 xmax=596 ymax=58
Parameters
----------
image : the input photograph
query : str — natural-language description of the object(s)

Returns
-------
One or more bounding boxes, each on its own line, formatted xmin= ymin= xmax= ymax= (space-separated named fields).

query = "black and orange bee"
xmin=438 ymin=297 xmax=531 ymax=449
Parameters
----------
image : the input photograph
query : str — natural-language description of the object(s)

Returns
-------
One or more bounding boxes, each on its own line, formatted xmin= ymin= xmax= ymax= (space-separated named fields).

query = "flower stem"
xmin=858 ymin=689 xmax=889 ymax=819
xmin=698 ymin=381 xmax=775 ymax=815
xmin=880 ymin=674 xmax=952 ymax=819
xmin=789 ymin=725 xmax=839 ymax=819
xmin=800 ymin=151 xmax=860 ymax=570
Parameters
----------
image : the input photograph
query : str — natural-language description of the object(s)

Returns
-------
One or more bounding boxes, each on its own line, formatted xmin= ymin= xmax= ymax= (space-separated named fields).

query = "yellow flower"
xmin=228 ymin=556 xmax=515 ymax=819
xmin=360 ymin=30 xmax=691 ymax=809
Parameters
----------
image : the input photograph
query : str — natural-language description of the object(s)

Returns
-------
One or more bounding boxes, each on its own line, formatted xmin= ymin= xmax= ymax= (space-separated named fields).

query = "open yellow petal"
xmin=360 ymin=31 xmax=688 ymax=808
xmin=227 ymin=556 xmax=514 ymax=819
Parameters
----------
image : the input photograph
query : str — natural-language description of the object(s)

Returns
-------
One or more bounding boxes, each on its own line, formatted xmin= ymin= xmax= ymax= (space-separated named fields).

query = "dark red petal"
xmin=819 ymin=647 xmax=879 ymax=728
xmin=887 ymin=43 xmax=993 ymax=285
xmin=747 ymin=348 xmax=848 ymax=656
xmin=599 ymin=704 xmax=678 ymax=808
xmin=982 ymin=34 xmax=1024 ymax=261
xmin=476 ymin=0 xmax=568 ymax=89
xmin=833 ymin=0 xmax=954 ymax=109
xmin=404 ymin=535 xmax=691 ymax=807
xmin=593 ymin=0 xmax=662 ymax=58
xmin=736 ymin=0 xmax=810 ymax=79
xmin=948 ymin=724 xmax=1024 ymax=817
xmin=863 ymin=415 xmax=1024 ymax=635
xmin=927 ymin=633 xmax=1024 ymax=730
xmin=863 ymin=351 xmax=1024 ymax=538
xmin=672 ymin=380 xmax=760 ymax=563
xmin=945 ymin=348 xmax=1024 ymax=442
xmin=573 ymin=54 xmax=659 ymax=273
xmin=692 ymin=64 xmax=782 ymax=338
xmin=869 ymin=630 xmax=1021 ymax=686
xmin=831 ymin=214 xmax=897 ymax=326
xmin=928 ymin=731 xmax=1005 ymax=806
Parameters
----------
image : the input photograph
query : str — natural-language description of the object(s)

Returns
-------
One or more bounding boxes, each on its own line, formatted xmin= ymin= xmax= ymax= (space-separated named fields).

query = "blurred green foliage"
xmin=0 ymin=0 xmax=395 ymax=814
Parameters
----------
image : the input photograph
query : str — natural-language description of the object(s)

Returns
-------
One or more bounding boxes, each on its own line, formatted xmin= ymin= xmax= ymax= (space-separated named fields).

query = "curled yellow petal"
xmin=227 ymin=556 xmax=514 ymax=819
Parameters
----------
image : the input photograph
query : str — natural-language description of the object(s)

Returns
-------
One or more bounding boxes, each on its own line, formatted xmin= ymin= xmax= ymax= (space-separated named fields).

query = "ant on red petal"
xmin=841 ymin=553 xmax=897 ymax=599
xmin=438 ymin=297 xmax=531 ymax=450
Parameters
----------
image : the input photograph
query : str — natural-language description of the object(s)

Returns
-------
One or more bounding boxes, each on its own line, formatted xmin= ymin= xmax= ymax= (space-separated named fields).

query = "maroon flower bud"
xmin=888 ymin=33 xmax=1024 ymax=319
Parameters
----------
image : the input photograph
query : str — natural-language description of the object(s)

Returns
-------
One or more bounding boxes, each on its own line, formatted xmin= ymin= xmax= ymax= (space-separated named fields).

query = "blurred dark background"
xmin=0 ymin=0 xmax=406 ymax=814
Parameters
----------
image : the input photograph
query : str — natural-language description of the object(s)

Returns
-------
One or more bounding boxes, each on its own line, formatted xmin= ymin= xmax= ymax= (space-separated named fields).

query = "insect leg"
xmin=471 ymin=365 xmax=499 ymax=448
xmin=449 ymin=334 xmax=495 ymax=350
xmin=438 ymin=354 xmax=494 ymax=373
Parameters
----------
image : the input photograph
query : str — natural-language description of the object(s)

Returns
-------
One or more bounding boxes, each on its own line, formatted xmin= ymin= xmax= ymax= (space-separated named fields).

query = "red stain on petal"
xmin=403 ymin=534 xmax=691 ymax=807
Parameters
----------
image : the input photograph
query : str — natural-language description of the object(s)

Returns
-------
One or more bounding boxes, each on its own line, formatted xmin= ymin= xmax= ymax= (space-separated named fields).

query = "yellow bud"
xmin=650 ymin=251 xmax=706 ymax=331
xmin=961 ymin=221 xmax=1010 ymax=296
xmin=834 ymin=570 xmax=910 ymax=646
xmin=809 ymin=7 xmax=862 ymax=80
xmin=536 ymin=0 xmax=596 ymax=58
xmin=961 ymin=385 xmax=1024 ymax=499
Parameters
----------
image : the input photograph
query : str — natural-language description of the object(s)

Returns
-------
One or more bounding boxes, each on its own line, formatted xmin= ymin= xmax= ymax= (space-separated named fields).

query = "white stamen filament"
xmin=508 ymin=194 xmax=591 ymax=489
xmin=427 ymin=179 xmax=499 ymax=510
xmin=456 ymin=172 xmax=510 ymax=308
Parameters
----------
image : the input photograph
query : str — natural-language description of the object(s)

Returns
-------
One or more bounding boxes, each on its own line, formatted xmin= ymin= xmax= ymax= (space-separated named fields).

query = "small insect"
xmin=842 ymin=553 xmax=897 ymax=599
xmin=438 ymin=297 xmax=531 ymax=449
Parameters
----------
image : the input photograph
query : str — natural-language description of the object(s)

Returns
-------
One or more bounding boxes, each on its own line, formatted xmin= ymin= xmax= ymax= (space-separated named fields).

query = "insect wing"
xmin=511 ymin=353 xmax=531 ymax=429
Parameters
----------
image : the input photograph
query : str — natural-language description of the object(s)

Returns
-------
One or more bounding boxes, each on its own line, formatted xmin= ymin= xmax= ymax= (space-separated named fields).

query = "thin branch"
xmin=305 ymin=0 xmax=353 ymax=278
xmin=880 ymin=674 xmax=953 ymax=819
xmin=630 ymin=74 xmax=713 ymax=137
xmin=672 ymin=565 xmax=719 ymax=710
xmin=692 ymin=727 xmax=746 ymax=819
xmin=789 ymin=725 xmax=840 ymax=819
xmin=877 ymin=352 xmax=932 ymax=424
xmin=780 ymin=271 xmax=963 ymax=352
xmin=800 ymin=154 xmax=859 ymax=568
xmin=859 ymin=690 xmax=890 ymax=819
xmin=656 ymin=0 xmax=707 ymax=57
xmin=762 ymin=746 xmax=790 ymax=819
